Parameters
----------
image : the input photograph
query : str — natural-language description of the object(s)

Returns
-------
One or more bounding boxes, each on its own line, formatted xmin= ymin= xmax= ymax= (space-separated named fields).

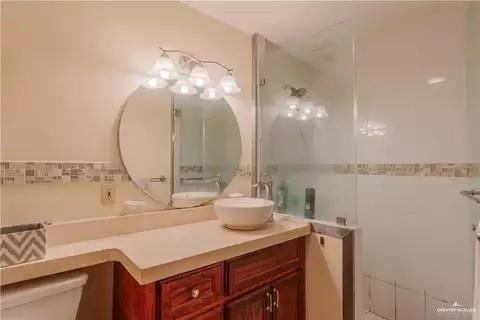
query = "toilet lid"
xmin=0 ymin=272 xmax=87 ymax=309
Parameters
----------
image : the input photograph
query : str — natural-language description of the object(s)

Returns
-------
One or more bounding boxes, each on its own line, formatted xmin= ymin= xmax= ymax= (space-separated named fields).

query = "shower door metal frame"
xmin=251 ymin=33 xmax=267 ymax=197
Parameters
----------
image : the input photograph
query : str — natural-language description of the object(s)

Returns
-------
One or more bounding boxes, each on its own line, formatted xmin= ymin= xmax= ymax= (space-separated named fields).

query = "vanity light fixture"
xmin=144 ymin=47 xmax=241 ymax=101
xmin=189 ymin=65 xmax=210 ymax=88
xmin=149 ymin=54 xmax=179 ymax=80
xmin=219 ymin=74 xmax=241 ymax=94
xmin=170 ymin=77 xmax=198 ymax=95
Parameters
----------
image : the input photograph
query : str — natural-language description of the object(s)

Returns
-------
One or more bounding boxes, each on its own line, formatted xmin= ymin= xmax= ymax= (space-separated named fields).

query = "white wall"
xmin=258 ymin=3 xmax=475 ymax=319
xmin=356 ymin=5 xmax=475 ymax=319
xmin=1 ymin=1 xmax=253 ymax=225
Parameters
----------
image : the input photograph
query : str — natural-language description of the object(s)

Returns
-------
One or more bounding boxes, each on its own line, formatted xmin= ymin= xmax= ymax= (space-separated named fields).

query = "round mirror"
xmin=119 ymin=87 xmax=241 ymax=208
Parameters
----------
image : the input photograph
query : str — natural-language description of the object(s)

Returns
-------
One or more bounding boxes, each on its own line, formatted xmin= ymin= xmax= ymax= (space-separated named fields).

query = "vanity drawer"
xmin=226 ymin=238 xmax=304 ymax=294
xmin=159 ymin=264 xmax=224 ymax=319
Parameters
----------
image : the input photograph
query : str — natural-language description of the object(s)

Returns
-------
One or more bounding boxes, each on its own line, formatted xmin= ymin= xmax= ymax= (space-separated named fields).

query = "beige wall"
xmin=1 ymin=1 xmax=253 ymax=225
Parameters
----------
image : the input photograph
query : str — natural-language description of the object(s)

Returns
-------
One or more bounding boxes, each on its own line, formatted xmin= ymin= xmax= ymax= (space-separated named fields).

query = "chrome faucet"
xmin=253 ymin=173 xmax=273 ymax=200
xmin=253 ymin=173 xmax=274 ymax=222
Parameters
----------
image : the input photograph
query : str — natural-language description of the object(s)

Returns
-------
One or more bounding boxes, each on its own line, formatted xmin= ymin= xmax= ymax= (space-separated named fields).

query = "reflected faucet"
xmin=205 ymin=174 xmax=226 ymax=194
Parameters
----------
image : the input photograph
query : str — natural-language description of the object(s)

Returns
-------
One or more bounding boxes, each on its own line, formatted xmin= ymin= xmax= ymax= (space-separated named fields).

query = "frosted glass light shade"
xmin=170 ymin=77 xmax=197 ymax=95
xmin=189 ymin=66 xmax=210 ymax=88
xmin=219 ymin=74 xmax=241 ymax=94
xmin=300 ymin=101 xmax=314 ymax=115
xmin=315 ymin=105 xmax=328 ymax=118
xmin=200 ymin=87 xmax=223 ymax=101
xmin=286 ymin=97 xmax=300 ymax=110
xmin=142 ymin=77 xmax=168 ymax=89
xmin=149 ymin=55 xmax=179 ymax=80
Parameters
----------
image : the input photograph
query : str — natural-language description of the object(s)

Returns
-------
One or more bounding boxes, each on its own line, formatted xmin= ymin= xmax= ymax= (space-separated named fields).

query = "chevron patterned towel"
xmin=0 ymin=223 xmax=46 ymax=267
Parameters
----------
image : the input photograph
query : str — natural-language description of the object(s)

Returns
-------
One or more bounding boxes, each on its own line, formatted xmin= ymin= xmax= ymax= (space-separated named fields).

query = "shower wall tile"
xmin=396 ymin=286 xmax=425 ymax=320
xmin=356 ymin=12 xmax=469 ymax=164
xmin=359 ymin=175 xmax=474 ymax=307
xmin=370 ymin=278 xmax=395 ymax=320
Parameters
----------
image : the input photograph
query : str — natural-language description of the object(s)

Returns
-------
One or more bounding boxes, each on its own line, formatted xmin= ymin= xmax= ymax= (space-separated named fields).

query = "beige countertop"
xmin=0 ymin=216 xmax=311 ymax=286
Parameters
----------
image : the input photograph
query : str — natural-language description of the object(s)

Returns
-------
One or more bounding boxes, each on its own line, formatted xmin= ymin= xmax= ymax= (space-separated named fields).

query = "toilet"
xmin=0 ymin=272 xmax=88 ymax=320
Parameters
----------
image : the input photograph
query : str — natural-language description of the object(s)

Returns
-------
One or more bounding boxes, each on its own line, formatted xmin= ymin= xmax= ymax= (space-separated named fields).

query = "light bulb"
xmin=160 ymin=70 xmax=171 ymax=80
xmin=219 ymin=74 xmax=241 ymax=95
xmin=189 ymin=65 xmax=210 ymax=88
xmin=142 ymin=77 xmax=167 ymax=89
xmin=304 ymin=108 xmax=312 ymax=114
xmin=286 ymin=97 xmax=299 ymax=110
xmin=287 ymin=111 xmax=294 ymax=118
xmin=200 ymin=86 xmax=223 ymax=101
xmin=149 ymin=55 xmax=178 ymax=80
xmin=170 ymin=77 xmax=197 ymax=95
xmin=300 ymin=114 xmax=308 ymax=121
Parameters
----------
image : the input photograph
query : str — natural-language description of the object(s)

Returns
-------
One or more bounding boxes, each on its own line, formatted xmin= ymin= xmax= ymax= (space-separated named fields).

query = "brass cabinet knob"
xmin=191 ymin=289 xmax=200 ymax=298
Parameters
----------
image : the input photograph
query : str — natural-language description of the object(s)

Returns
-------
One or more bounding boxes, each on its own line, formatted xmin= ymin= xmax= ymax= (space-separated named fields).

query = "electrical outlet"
xmin=101 ymin=183 xmax=115 ymax=205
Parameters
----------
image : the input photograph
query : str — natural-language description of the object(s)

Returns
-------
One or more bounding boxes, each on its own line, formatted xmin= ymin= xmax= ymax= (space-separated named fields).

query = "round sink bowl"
xmin=214 ymin=197 xmax=274 ymax=230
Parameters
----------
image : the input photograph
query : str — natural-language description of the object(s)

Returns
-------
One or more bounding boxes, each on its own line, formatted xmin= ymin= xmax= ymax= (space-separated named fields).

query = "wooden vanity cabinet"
xmin=224 ymin=272 xmax=302 ymax=320
xmin=113 ymin=238 xmax=305 ymax=320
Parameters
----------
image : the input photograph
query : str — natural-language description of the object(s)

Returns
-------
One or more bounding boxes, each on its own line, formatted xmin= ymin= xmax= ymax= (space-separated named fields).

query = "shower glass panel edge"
xmin=252 ymin=20 xmax=358 ymax=225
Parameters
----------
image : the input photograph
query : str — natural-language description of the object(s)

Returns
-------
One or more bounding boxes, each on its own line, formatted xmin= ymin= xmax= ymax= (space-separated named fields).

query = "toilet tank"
xmin=0 ymin=272 xmax=88 ymax=320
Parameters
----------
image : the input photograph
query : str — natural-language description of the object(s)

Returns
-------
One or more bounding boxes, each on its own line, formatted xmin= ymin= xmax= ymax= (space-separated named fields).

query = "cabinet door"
xmin=272 ymin=272 xmax=301 ymax=320
xmin=225 ymin=286 xmax=273 ymax=320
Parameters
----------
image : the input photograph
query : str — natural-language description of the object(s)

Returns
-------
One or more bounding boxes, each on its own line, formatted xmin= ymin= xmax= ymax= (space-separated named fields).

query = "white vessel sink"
xmin=171 ymin=192 xmax=218 ymax=208
xmin=214 ymin=197 xmax=274 ymax=230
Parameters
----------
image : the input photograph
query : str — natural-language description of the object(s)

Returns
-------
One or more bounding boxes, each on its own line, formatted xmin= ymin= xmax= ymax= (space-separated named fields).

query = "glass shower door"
xmin=254 ymin=19 xmax=357 ymax=224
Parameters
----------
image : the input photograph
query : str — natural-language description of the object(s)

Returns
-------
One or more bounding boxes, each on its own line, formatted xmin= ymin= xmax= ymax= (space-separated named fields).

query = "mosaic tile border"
xmin=0 ymin=162 xmax=131 ymax=185
xmin=180 ymin=164 xmax=252 ymax=177
xmin=266 ymin=163 xmax=480 ymax=178
xmin=0 ymin=162 xmax=252 ymax=185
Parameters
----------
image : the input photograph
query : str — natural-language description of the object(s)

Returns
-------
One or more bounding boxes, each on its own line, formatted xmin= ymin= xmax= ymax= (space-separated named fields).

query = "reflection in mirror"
xmin=119 ymin=87 xmax=172 ymax=206
xmin=173 ymin=96 xmax=241 ymax=207
xmin=119 ymin=87 xmax=241 ymax=209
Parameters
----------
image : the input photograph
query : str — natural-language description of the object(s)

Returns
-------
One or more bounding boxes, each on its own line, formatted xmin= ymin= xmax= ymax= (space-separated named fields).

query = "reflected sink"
xmin=214 ymin=197 xmax=274 ymax=230
xmin=171 ymin=192 xmax=218 ymax=208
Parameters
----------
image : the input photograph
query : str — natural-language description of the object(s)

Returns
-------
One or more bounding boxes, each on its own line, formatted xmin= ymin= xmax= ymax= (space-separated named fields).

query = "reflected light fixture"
xmin=315 ymin=105 xmax=328 ymax=118
xmin=282 ymin=86 xmax=328 ymax=122
xmin=142 ymin=77 xmax=168 ymax=89
xmin=286 ymin=97 xmax=300 ymax=110
xmin=170 ymin=77 xmax=197 ymax=95
xmin=360 ymin=121 xmax=386 ymax=136
xmin=144 ymin=47 xmax=241 ymax=101
xmin=200 ymin=86 xmax=223 ymax=101
xmin=427 ymin=77 xmax=446 ymax=85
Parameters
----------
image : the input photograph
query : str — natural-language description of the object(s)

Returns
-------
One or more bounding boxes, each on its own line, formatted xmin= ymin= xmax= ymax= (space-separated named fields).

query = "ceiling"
xmin=185 ymin=1 xmax=468 ymax=68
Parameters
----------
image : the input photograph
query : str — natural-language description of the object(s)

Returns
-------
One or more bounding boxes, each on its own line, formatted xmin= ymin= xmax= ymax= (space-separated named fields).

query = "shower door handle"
xmin=460 ymin=190 xmax=480 ymax=204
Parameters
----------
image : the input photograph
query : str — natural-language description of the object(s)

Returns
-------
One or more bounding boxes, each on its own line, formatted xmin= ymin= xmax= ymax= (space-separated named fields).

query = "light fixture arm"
xmin=158 ymin=47 xmax=234 ymax=72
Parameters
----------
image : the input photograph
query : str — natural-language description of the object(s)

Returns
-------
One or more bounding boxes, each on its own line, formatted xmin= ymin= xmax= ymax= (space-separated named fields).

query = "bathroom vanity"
xmin=114 ymin=238 xmax=305 ymax=320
